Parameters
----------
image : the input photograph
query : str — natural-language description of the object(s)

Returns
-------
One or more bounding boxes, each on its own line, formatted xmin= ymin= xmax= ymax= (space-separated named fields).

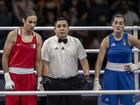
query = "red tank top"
xmin=9 ymin=29 xmax=37 ymax=68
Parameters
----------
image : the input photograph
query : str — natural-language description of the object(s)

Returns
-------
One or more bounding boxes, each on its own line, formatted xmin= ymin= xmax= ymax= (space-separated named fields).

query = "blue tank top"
xmin=107 ymin=32 xmax=133 ymax=63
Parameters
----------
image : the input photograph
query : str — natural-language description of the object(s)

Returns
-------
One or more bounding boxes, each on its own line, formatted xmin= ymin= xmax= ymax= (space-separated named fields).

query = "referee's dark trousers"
xmin=43 ymin=75 xmax=82 ymax=105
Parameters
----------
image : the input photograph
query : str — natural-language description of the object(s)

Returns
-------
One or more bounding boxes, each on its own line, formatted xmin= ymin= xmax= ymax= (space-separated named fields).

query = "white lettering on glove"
xmin=4 ymin=72 xmax=15 ymax=90
xmin=93 ymin=78 xmax=101 ymax=90
xmin=37 ymin=77 xmax=44 ymax=91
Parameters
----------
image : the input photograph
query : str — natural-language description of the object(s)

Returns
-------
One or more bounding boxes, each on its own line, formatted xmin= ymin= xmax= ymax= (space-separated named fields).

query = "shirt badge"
xmin=30 ymin=44 xmax=36 ymax=48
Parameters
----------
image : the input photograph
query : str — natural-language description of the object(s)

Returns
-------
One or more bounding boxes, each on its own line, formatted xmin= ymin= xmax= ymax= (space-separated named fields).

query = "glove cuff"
xmin=135 ymin=63 xmax=140 ymax=69
xmin=94 ymin=78 xmax=99 ymax=81
xmin=4 ymin=72 xmax=11 ymax=82
xmin=40 ymin=76 xmax=50 ymax=84
xmin=130 ymin=63 xmax=139 ymax=72
xmin=38 ymin=77 xmax=42 ymax=81
xmin=84 ymin=75 xmax=89 ymax=78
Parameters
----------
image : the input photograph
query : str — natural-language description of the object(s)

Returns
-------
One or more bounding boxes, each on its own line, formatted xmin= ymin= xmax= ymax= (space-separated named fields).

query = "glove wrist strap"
xmin=94 ymin=78 xmax=99 ymax=81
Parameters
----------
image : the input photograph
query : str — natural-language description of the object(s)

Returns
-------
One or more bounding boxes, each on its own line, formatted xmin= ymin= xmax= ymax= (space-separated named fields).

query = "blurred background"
xmin=0 ymin=0 xmax=140 ymax=105
xmin=0 ymin=0 xmax=139 ymax=70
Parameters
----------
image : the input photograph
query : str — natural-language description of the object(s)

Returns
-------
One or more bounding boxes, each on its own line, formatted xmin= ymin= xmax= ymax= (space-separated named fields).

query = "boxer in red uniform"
xmin=2 ymin=10 xmax=43 ymax=105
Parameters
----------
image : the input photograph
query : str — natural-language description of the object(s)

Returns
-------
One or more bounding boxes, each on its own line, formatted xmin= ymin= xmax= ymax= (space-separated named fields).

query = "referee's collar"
xmin=55 ymin=35 xmax=68 ymax=39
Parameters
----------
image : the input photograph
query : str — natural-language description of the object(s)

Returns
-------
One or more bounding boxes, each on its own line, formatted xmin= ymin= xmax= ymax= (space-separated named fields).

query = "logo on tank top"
xmin=17 ymin=43 xmax=22 ymax=46
xmin=111 ymin=43 xmax=116 ymax=47
xmin=30 ymin=44 xmax=36 ymax=48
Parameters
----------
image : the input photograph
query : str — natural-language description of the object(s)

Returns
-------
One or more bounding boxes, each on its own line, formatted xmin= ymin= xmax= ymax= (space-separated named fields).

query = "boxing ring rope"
xmin=0 ymin=69 xmax=140 ymax=75
xmin=0 ymin=26 xmax=140 ymax=97
xmin=0 ymin=49 xmax=139 ymax=54
xmin=0 ymin=90 xmax=140 ymax=96
xmin=0 ymin=26 xmax=140 ymax=30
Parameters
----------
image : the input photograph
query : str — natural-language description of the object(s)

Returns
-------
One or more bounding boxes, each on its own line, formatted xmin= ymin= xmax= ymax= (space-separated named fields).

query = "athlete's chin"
xmin=28 ymin=28 xmax=34 ymax=32
xmin=114 ymin=30 xmax=121 ymax=34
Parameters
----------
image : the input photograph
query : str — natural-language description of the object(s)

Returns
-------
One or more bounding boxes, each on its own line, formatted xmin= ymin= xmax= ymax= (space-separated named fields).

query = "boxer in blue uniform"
xmin=93 ymin=15 xmax=140 ymax=105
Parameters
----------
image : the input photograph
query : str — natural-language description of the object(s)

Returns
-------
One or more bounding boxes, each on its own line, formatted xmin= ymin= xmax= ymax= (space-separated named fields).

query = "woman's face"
xmin=112 ymin=17 xmax=125 ymax=35
xmin=54 ymin=20 xmax=69 ymax=39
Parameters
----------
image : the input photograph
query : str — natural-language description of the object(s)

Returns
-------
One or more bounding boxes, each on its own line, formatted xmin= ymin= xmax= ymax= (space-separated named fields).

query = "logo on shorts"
xmin=105 ymin=98 xmax=109 ymax=102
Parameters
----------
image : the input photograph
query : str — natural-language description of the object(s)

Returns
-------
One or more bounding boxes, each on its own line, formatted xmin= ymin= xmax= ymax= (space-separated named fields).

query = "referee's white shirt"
xmin=42 ymin=35 xmax=87 ymax=78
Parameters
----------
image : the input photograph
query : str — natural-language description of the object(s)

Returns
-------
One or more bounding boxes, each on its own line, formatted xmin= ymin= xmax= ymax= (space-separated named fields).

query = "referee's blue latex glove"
xmin=81 ymin=75 xmax=93 ymax=90
xmin=83 ymin=75 xmax=93 ymax=84
xmin=40 ymin=76 xmax=52 ymax=84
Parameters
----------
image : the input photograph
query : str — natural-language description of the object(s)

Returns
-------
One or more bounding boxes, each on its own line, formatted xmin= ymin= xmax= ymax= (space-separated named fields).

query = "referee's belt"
xmin=48 ymin=75 xmax=78 ymax=81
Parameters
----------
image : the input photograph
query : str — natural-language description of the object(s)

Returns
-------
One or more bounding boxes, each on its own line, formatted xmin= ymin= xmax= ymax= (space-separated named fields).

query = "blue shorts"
xmin=102 ymin=69 xmax=135 ymax=105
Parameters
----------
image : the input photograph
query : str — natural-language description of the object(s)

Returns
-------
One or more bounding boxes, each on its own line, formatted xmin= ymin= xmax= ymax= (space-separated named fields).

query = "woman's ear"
xmin=22 ymin=18 xmax=25 ymax=24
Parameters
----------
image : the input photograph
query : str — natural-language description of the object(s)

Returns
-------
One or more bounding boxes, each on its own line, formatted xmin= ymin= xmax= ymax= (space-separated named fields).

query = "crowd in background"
xmin=0 ymin=0 xmax=140 ymax=69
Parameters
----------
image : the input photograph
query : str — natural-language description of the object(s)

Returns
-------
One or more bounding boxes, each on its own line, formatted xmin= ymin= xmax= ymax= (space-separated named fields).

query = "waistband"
xmin=106 ymin=62 xmax=132 ymax=71
xmin=9 ymin=67 xmax=35 ymax=74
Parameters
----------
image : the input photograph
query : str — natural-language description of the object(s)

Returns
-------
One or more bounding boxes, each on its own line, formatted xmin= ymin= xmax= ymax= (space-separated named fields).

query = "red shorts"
xmin=6 ymin=73 xmax=37 ymax=105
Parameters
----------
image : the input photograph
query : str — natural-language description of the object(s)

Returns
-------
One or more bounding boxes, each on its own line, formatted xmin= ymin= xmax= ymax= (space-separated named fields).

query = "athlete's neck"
xmin=113 ymin=32 xmax=124 ymax=40
xmin=21 ymin=27 xmax=33 ymax=36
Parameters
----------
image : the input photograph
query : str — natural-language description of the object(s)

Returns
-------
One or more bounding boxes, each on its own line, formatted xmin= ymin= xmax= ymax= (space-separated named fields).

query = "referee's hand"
xmin=83 ymin=75 xmax=93 ymax=84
